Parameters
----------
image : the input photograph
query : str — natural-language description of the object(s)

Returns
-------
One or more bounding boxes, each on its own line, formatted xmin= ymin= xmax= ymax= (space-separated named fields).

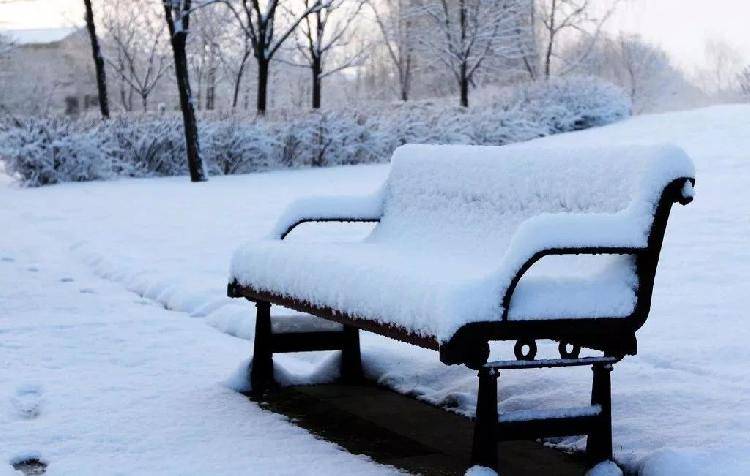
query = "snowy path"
xmin=1 ymin=104 xmax=749 ymax=475
xmin=0 ymin=212 xmax=398 ymax=474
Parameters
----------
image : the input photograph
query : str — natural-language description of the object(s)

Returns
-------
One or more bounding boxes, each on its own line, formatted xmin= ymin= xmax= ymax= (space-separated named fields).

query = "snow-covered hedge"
xmin=0 ymin=76 xmax=630 ymax=186
xmin=0 ymin=117 xmax=115 ymax=186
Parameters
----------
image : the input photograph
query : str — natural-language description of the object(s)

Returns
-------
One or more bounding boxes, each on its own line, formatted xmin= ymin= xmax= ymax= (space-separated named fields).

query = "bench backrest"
xmin=374 ymin=143 xmax=694 ymax=257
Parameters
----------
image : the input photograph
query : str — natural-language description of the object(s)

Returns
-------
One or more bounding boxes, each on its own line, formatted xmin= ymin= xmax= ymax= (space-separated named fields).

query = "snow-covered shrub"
xmin=0 ymin=76 xmax=630 ymax=186
xmin=202 ymin=119 xmax=278 ymax=175
xmin=0 ymin=117 xmax=115 ymax=186
xmin=510 ymin=75 xmax=631 ymax=132
xmin=99 ymin=116 xmax=187 ymax=177
xmin=304 ymin=111 xmax=381 ymax=167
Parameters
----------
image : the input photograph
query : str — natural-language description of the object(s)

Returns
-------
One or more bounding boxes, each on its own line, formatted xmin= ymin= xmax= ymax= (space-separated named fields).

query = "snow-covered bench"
xmin=227 ymin=142 xmax=694 ymax=469
xmin=229 ymin=142 xmax=694 ymax=363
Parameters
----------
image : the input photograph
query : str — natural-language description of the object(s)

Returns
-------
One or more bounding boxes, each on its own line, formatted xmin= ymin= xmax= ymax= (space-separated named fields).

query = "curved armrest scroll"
xmin=272 ymin=189 xmax=385 ymax=240
xmin=501 ymin=245 xmax=646 ymax=319
xmin=500 ymin=213 xmax=649 ymax=321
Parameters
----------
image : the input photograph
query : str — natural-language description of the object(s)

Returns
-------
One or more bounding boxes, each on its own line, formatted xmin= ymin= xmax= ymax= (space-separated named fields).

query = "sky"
xmin=1 ymin=0 xmax=749 ymax=72
xmin=607 ymin=0 xmax=750 ymax=71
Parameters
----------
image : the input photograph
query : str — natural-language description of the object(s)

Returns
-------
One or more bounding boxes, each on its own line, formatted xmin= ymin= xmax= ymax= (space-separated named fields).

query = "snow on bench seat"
xmin=230 ymin=143 xmax=694 ymax=342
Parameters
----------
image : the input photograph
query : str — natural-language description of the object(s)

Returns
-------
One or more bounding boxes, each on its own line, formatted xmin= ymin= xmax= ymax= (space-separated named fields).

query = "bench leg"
xmin=340 ymin=325 xmax=363 ymax=383
xmin=586 ymin=363 xmax=613 ymax=464
xmin=471 ymin=367 xmax=498 ymax=471
xmin=250 ymin=301 xmax=275 ymax=396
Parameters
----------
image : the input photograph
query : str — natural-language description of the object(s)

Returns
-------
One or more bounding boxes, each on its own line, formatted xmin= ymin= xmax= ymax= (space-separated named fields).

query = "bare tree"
xmin=219 ymin=0 xmax=323 ymax=114
xmin=415 ymin=0 xmax=529 ymax=107
xmin=0 ymin=33 xmax=14 ymax=56
xmin=293 ymin=0 xmax=366 ymax=108
xmin=535 ymin=0 xmax=617 ymax=78
xmin=83 ymin=0 xmax=110 ymax=118
xmin=215 ymin=15 xmax=254 ymax=108
xmin=189 ymin=8 xmax=230 ymax=111
xmin=369 ymin=0 xmax=414 ymax=101
xmin=517 ymin=0 xmax=539 ymax=79
xmin=739 ymin=66 xmax=750 ymax=98
xmin=615 ymin=34 xmax=673 ymax=113
xmin=698 ymin=38 xmax=743 ymax=96
xmin=102 ymin=0 xmax=172 ymax=112
xmin=163 ymin=0 xmax=208 ymax=182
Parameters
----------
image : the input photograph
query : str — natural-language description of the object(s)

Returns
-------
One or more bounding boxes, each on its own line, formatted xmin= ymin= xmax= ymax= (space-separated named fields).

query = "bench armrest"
xmin=507 ymin=212 xmax=648 ymax=259
xmin=500 ymin=212 xmax=648 ymax=320
xmin=271 ymin=188 xmax=385 ymax=239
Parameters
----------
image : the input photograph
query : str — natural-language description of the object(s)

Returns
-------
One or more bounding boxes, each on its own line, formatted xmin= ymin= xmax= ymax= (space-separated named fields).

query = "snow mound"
xmin=225 ymin=354 xmax=343 ymax=393
xmin=586 ymin=461 xmax=623 ymax=476
xmin=231 ymin=143 xmax=694 ymax=340
xmin=465 ymin=465 xmax=499 ymax=476
xmin=638 ymin=447 xmax=750 ymax=476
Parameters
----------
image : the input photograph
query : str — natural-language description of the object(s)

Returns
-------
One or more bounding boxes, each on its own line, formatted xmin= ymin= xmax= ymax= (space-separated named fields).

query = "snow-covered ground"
xmin=1 ymin=104 xmax=749 ymax=475
xmin=0 ymin=187 xmax=401 ymax=475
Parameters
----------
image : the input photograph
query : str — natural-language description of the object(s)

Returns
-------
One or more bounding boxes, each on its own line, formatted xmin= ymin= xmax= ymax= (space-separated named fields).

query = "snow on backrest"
xmin=372 ymin=143 xmax=694 ymax=254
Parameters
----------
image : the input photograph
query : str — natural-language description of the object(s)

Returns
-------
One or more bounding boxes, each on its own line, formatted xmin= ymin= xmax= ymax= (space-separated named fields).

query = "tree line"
xmin=72 ymin=0 xmax=680 ymax=182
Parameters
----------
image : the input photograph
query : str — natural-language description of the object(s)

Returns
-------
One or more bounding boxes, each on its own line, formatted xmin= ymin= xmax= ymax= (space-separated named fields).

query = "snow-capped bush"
xmin=100 ymin=116 xmax=187 ymax=177
xmin=511 ymin=75 xmax=632 ymax=132
xmin=0 ymin=76 xmax=630 ymax=186
xmin=1 ymin=117 xmax=116 ymax=186
xmin=202 ymin=119 xmax=278 ymax=175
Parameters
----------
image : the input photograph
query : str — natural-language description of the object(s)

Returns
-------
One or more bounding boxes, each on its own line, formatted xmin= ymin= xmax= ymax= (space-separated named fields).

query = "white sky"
xmin=0 ymin=0 xmax=83 ymax=31
xmin=1 ymin=0 xmax=749 ymax=72
xmin=606 ymin=0 xmax=750 ymax=71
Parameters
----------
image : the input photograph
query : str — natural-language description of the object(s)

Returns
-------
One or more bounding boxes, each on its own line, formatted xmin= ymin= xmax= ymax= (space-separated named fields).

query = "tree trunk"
xmin=460 ymin=63 xmax=469 ymax=108
xmin=257 ymin=58 xmax=269 ymax=115
xmin=399 ymin=55 xmax=411 ymax=101
xmin=544 ymin=0 xmax=556 ymax=79
xmin=312 ymin=55 xmax=322 ymax=109
xmin=119 ymin=83 xmax=133 ymax=112
xmin=459 ymin=0 xmax=469 ymax=107
xmin=141 ymin=93 xmax=148 ymax=113
xmin=164 ymin=3 xmax=207 ymax=183
xmin=206 ymin=74 xmax=216 ymax=111
xmin=83 ymin=0 xmax=109 ymax=118
xmin=232 ymin=67 xmax=244 ymax=109
xmin=206 ymin=44 xmax=217 ymax=111
xmin=232 ymin=52 xmax=250 ymax=109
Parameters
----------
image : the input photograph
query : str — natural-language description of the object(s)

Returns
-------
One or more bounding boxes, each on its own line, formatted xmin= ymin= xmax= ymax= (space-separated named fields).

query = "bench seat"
xmin=231 ymin=240 xmax=638 ymax=341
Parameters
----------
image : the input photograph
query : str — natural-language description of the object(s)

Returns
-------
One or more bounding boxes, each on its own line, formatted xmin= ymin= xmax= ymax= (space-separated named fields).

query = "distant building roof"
xmin=2 ymin=27 xmax=78 ymax=45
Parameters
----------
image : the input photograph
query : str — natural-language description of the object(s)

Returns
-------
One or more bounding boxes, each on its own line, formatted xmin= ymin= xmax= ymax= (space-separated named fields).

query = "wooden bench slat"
xmin=271 ymin=331 xmax=348 ymax=353
xmin=496 ymin=414 xmax=600 ymax=441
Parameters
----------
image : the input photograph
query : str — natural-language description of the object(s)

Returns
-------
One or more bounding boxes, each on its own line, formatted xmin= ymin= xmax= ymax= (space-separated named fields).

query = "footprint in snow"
xmin=11 ymin=454 xmax=46 ymax=475
xmin=1 ymin=256 xmax=14 ymax=263
xmin=59 ymin=277 xmax=74 ymax=283
xmin=79 ymin=288 xmax=96 ymax=294
xmin=11 ymin=384 xmax=43 ymax=419
xmin=26 ymin=266 xmax=39 ymax=273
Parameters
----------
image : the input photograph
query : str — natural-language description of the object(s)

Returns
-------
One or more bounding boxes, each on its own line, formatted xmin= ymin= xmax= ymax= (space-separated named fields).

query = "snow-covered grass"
xmin=1 ymin=104 xmax=748 ymax=474
xmin=0 ymin=76 xmax=629 ymax=186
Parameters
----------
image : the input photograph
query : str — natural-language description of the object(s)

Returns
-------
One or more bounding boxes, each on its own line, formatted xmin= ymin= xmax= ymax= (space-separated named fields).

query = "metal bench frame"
xmin=473 ymin=357 xmax=618 ymax=469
